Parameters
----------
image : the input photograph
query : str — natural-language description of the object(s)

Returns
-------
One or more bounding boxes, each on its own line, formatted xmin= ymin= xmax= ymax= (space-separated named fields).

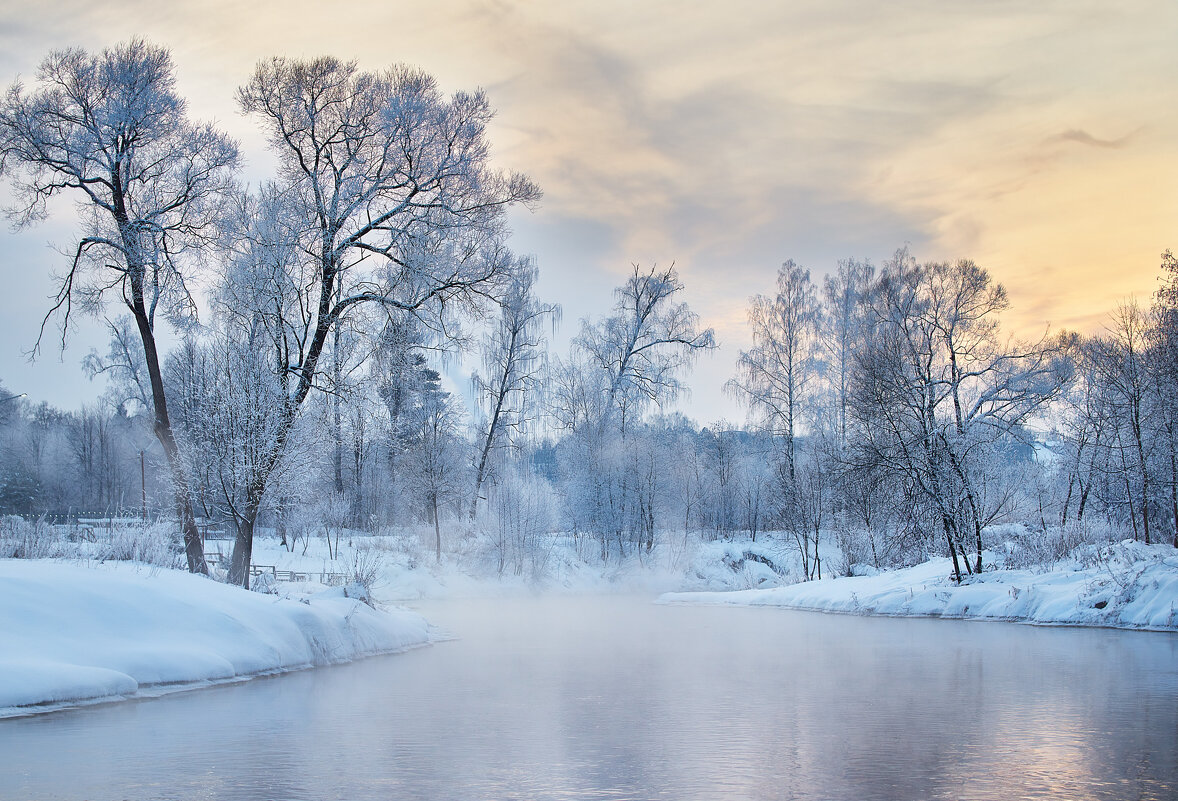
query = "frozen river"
xmin=2 ymin=596 xmax=1176 ymax=800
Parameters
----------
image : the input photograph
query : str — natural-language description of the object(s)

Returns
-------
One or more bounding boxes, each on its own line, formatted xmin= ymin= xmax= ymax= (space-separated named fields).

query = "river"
xmin=1 ymin=596 xmax=1176 ymax=800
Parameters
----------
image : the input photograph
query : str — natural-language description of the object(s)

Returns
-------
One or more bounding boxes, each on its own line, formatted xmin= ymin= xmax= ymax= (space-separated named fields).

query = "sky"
xmin=0 ymin=0 xmax=1175 ymax=424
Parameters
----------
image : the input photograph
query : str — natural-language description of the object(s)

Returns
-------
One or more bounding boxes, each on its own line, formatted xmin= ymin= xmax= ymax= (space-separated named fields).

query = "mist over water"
xmin=2 ymin=596 xmax=1176 ymax=800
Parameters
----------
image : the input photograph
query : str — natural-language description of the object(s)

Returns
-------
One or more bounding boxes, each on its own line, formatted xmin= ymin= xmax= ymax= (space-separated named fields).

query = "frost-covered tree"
xmin=469 ymin=258 xmax=558 ymax=518
xmin=165 ymin=324 xmax=319 ymax=579
xmin=558 ymin=264 xmax=714 ymax=559
xmin=849 ymin=253 xmax=1069 ymax=580
xmin=1150 ymin=251 xmax=1178 ymax=547
xmin=408 ymin=386 xmax=467 ymax=563
xmin=727 ymin=261 xmax=823 ymax=576
xmin=577 ymin=264 xmax=716 ymax=432
xmin=0 ymin=40 xmax=239 ymax=572
xmin=209 ymin=57 xmax=538 ymax=585
xmin=1087 ymin=301 xmax=1155 ymax=543
xmin=728 ymin=260 xmax=821 ymax=485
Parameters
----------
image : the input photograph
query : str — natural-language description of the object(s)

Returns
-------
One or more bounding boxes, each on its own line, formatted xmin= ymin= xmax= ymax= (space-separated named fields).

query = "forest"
xmin=2 ymin=40 xmax=1178 ymax=589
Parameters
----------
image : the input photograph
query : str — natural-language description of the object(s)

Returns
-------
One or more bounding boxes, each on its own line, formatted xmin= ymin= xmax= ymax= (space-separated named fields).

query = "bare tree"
xmin=0 ymin=40 xmax=239 ymax=572
xmin=1088 ymin=301 xmax=1154 ymax=543
xmin=728 ymin=261 xmax=823 ymax=575
xmin=469 ymin=258 xmax=559 ymax=518
xmin=409 ymin=387 xmax=466 ymax=563
xmin=821 ymin=258 xmax=875 ymax=449
xmin=558 ymin=264 xmax=714 ymax=560
xmin=728 ymin=260 xmax=820 ymax=485
xmin=849 ymin=253 xmax=1068 ymax=580
xmin=577 ymin=263 xmax=716 ymax=433
xmin=214 ymin=56 xmax=538 ymax=585
xmin=1152 ymin=250 xmax=1178 ymax=547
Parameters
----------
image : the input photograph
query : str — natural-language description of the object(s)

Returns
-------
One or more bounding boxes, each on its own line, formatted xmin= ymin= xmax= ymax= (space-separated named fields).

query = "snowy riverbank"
xmin=0 ymin=559 xmax=431 ymax=716
xmin=660 ymin=541 xmax=1178 ymax=631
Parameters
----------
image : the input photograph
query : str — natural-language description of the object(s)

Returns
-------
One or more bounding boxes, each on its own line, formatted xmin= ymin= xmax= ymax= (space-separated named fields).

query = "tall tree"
xmin=217 ymin=57 xmax=538 ymax=586
xmin=728 ymin=260 xmax=820 ymax=484
xmin=561 ymin=264 xmax=714 ymax=559
xmin=849 ymin=254 xmax=1068 ymax=580
xmin=821 ymin=258 xmax=875 ymax=449
xmin=577 ymin=263 xmax=716 ymax=433
xmin=409 ymin=385 xmax=466 ymax=563
xmin=1089 ymin=301 xmax=1154 ymax=543
xmin=0 ymin=40 xmax=239 ymax=572
xmin=1152 ymin=250 xmax=1178 ymax=546
xmin=469 ymin=258 xmax=558 ymax=518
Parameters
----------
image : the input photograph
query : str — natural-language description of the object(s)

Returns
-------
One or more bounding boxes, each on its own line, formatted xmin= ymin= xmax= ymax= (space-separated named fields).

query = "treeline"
xmin=0 ymin=394 xmax=166 ymax=518
xmin=1 ymin=40 xmax=1175 ymax=587
xmin=5 ymin=247 xmax=1178 ymax=583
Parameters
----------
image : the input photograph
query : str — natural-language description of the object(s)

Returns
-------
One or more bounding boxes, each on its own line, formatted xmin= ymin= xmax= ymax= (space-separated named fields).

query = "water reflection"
xmin=1 ymin=597 xmax=1175 ymax=800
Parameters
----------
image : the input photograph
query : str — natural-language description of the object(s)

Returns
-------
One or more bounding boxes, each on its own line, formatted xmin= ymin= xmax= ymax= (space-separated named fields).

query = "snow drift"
xmin=0 ymin=559 xmax=430 ymax=715
xmin=661 ymin=541 xmax=1178 ymax=631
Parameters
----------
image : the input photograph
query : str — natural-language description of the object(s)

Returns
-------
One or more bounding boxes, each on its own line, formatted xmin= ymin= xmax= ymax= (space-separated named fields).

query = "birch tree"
xmin=409 ymin=386 xmax=466 ymax=563
xmin=728 ymin=260 xmax=820 ymax=485
xmin=0 ymin=40 xmax=239 ymax=572
xmin=577 ymin=263 xmax=716 ymax=432
xmin=469 ymin=258 xmax=558 ymax=518
xmin=1089 ymin=302 xmax=1154 ymax=543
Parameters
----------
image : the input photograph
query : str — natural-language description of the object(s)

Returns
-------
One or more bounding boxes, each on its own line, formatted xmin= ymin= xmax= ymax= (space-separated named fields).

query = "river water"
xmin=1 ymin=596 xmax=1176 ymax=800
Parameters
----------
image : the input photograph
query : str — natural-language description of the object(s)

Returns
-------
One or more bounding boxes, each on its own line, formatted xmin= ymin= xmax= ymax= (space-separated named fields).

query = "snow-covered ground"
xmin=236 ymin=531 xmax=695 ymax=600
xmin=0 ymin=559 xmax=430 ymax=717
xmin=661 ymin=541 xmax=1178 ymax=631
xmin=4 ymin=527 xmax=1175 ymax=718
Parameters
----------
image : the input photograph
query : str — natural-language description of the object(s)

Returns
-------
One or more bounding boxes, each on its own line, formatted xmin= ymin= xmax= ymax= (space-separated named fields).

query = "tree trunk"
xmin=433 ymin=492 xmax=442 ymax=564
xmin=226 ymin=460 xmax=279 ymax=587
xmin=944 ymin=517 xmax=963 ymax=583
xmin=227 ymin=516 xmax=255 ymax=590
xmin=115 ymin=176 xmax=206 ymax=575
xmin=129 ymin=294 xmax=207 ymax=575
xmin=973 ymin=518 xmax=983 ymax=575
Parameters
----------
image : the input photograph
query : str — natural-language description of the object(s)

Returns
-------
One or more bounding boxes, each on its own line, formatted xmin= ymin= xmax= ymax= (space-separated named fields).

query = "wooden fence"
xmin=202 ymin=551 xmax=348 ymax=586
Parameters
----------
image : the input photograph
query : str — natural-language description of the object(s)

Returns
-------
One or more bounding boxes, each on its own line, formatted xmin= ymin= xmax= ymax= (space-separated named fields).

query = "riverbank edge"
xmin=0 ymin=638 xmax=434 ymax=720
xmin=0 ymin=559 xmax=434 ymax=718
xmin=657 ymin=549 xmax=1178 ymax=633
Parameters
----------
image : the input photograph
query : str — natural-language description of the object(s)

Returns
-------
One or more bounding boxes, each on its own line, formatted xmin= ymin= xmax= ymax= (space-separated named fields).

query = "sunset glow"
xmin=1 ymin=1 xmax=1174 ymax=418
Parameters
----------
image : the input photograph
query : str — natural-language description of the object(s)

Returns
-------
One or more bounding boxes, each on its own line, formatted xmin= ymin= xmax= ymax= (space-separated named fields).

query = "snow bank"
xmin=680 ymin=538 xmax=793 ymax=590
xmin=0 ymin=559 xmax=430 ymax=716
xmin=660 ymin=542 xmax=1178 ymax=631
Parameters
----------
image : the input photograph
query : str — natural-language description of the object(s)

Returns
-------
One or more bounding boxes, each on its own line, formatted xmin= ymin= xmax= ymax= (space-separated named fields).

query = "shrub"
xmin=0 ymin=515 xmax=60 ymax=559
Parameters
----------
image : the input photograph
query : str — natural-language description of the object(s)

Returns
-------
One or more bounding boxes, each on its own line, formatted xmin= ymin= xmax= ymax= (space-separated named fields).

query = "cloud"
xmin=1 ymin=0 xmax=1177 ymax=422
xmin=1048 ymin=129 xmax=1135 ymax=149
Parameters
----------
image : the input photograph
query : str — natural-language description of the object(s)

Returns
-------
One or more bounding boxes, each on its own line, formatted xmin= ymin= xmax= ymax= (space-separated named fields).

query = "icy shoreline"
xmin=660 ymin=543 xmax=1178 ymax=632
xmin=0 ymin=559 xmax=431 ymax=717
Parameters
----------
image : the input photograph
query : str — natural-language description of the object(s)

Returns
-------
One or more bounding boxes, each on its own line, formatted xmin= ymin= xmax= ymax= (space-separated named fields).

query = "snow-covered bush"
xmin=685 ymin=538 xmax=789 ymax=590
xmin=482 ymin=472 xmax=555 ymax=579
xmin=832 ymin=524 xmax=877 ymax=576
xmin=346 ymin=544 xmax=385 ymax=602
xmin=250 ymin=570 xmax=277 ymax=594
xmin=0 ymin=515 xmax=62 ymax=559
xmin=999 ymin=522 xmax=1117 ymax=570
xmin=96 ymin=522 xmax=184 ymax=568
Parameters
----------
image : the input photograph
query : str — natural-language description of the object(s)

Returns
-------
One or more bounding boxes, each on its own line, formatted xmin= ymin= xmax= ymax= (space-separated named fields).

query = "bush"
xmin=0 ymin=515 xmax=61 ymax=559
xmin=999 ymin=522 xmax=1117 ymax=570
xmin=481 ymin=473 xmax=555 ymax=580
xmin=95 ymin=522 xmax=184 ymax=569
xmin=345 ymin=544 xmax=385 ymax=604
xmin=0 ymin=516 xmax=184 ymax=568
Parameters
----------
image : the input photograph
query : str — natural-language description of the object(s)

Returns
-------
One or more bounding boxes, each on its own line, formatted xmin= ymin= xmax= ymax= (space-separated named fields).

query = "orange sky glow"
xmin=0 ymin=0 xmax=1175 ymax=421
